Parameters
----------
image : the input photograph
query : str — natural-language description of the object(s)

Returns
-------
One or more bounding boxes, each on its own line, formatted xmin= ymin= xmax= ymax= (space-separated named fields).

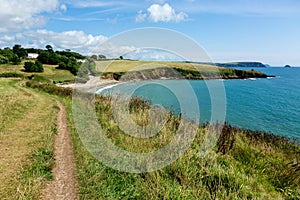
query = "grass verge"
xmin=0 ymin=78 xmax=58 ymax=199
xmin=53 ymin=89 xmax=299 ymax=199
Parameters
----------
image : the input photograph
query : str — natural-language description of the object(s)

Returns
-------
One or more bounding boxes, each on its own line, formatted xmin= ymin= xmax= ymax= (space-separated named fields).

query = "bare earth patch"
xmin=43 ymin=101 xmax=78 ymax=200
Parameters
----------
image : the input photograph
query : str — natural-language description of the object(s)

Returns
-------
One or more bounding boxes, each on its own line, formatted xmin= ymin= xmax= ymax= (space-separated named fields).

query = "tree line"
xmin=0 ymin=44 xmax=120 ymax=76
xmin=0 ymin=44 xmax=87 ymax=74
xmin=0 ymin=44 xmax=27 ymax=65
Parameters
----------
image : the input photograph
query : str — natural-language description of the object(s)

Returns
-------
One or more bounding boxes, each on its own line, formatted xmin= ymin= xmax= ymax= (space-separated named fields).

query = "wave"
xmin=96 ymin=83 xmax=120 ymax=94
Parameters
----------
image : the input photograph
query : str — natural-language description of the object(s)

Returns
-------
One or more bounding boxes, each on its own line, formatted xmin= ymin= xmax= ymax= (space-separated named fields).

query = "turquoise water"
xmin=223 ymin=67 xmax=300 ymax=138
xmin=98 ymin=67 xmax=300 ymax=139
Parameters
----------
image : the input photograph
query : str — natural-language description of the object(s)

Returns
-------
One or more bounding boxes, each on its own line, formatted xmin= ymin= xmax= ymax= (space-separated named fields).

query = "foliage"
xmin=25 ymin=47 xmax=43 ymax=54
xmin=38 ymin=47 xmax=81 ymax=75
xmin=65 ymin=95 xmax=299 ymax=199
xmin=56 ymin=56 xmax=80 ymax=75
xmin=24 ymin=61 xmax=44 ymax=72
xmin=0 ymin=72 xmax=23 ymax=78
xmin=76 ymin=59 xmax=99 ymax=82
xmin=56 ymin=50 xmax=85 ymax=60
xmin=90 ymin=55 xmax=98 ymax=60
xmin=0 ymin=54 xmax=9 ymax=64
xmin=45 ymin=45 xmax=53 ymax=53
xmin=12 ymin=44 xmax=28 ymax=59
xmin=11 ymin=54 xmax=21 ymax=65
xmin=0 ymin=48 xmax=20 ymax=65
xmin=26 ymin=81 xmax=72 ymax=97
xmin=98 ymin=54 xmax=106 ymax=59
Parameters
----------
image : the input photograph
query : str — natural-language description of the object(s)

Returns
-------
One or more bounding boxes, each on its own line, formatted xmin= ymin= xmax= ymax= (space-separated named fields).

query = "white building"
xmin=27 ymin=53 xmax=39 ymax=59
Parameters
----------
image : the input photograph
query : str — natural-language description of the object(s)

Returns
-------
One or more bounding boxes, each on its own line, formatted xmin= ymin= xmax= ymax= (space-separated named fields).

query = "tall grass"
xmin=62 ymin=94 xmax=299 ymax=199
xmin=14 ymin=61 xmax=297 ymax=199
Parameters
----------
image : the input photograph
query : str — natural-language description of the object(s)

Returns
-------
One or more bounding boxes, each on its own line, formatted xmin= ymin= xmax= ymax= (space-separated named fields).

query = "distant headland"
xmin=215 ymin=62 xmax=266 ymax=68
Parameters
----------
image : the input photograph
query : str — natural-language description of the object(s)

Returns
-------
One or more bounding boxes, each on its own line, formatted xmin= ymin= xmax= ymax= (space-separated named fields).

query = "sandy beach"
xmin=57 ymin=75 xmax=119 ymax=90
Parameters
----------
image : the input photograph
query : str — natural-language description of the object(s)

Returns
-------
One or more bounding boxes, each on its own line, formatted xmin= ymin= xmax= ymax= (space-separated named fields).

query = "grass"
xmin=0 ymin=78 xmax=58 ymax=199
xmin=95 ymin=60 xmax=221 ymax=73
xmin=61 ymin=94 xmax=299 ymax=199
xmin=0 ymin=61 xmax=75 ymax=83
xmin=1 ymin=61 xmax=299 ymax=199
xmin=95 ymin=60 xmax=267 ymax=80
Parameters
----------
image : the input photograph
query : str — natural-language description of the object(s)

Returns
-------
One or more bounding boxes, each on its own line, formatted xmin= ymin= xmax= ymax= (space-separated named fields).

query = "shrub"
xmin=11 ymin=54 xmax=21 ymax=65
xmin=0 ymin=72 xmax=23 ymax=78
xmin=24 ymin=61 xmax=44 ymax=72
xmin=25 ymin=81 xmax=72 ymax=97
xmin=0 ymin=54 xmax=9 ymax=64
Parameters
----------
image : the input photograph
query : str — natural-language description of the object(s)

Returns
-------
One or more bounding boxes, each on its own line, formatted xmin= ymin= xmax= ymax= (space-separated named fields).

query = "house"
xmin=27 ymin=53 xmax=39 ymax=59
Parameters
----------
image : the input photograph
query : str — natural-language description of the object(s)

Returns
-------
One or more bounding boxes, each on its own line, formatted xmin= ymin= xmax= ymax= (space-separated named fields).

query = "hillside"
xmin=1 ymin=62 xmax=299 ymax=199
xmin=216 ymin=62 xmax=267 ymax=68
xmin=95 ymin=60 xmax=270 ymax=81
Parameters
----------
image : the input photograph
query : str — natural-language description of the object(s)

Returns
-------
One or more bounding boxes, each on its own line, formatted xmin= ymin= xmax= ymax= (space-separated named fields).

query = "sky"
xmin=0 ymin=0 xmax=300 ymax=66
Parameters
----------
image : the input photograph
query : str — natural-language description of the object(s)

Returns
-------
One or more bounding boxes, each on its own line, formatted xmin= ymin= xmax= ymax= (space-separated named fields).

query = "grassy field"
xmin=0 ymin=78 xmax=58 ymax=199
xmin=95 ymin=60 xmax=268 ymax=80
xmin=95 ymin=60 xmax=224 ymax=72
xmin=0 ymin=61 xmax=75 ymax=83
xmin=1 ymin=61 xmax=299 ymax=199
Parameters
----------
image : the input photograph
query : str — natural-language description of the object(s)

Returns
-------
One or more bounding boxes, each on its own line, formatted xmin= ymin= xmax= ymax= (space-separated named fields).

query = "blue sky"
xmin=0 ymin=0 xmax=300 ymax=65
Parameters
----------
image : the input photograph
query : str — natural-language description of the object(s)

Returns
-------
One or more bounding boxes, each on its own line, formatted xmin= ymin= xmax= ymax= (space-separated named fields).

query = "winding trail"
xmin=43 ymin=101 xmax=78 ymax=200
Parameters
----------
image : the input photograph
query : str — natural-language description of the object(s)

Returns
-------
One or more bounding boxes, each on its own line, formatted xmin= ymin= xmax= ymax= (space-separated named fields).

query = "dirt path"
xmin=43 ymin=101 xmax=78 ymax=200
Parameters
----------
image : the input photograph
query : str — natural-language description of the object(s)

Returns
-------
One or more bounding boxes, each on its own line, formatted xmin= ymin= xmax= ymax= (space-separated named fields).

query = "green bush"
xmin=0 ymin=72 xmax=23 ymax=78
xmin=0 ymin=54 xmax=9 ymax=64
xmin=38 ymin=50 xmax=80 ymax=75
xmin=24 ymin=61 xmax=44 ymax=72
xmin=25 ymin=81 xmax=72 ymax=97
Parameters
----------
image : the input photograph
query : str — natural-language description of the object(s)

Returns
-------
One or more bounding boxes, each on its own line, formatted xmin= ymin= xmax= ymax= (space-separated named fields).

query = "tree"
xmin=35 ymin=61 xmax=44 ymax=72
xmin=119 ymin=56 xmax=123 ymax=60
xmin=24 ymin=61 xmax=44 ymax=72
xmin=91 ymin=55 xmax=98 ymax=60
xmin=57 ymin=62 xmax=67 ymax=69
xmin=0 ymin=49 xmax=14 ymax=63
xmin=98 ymin=54 xmax=106 ymax=60
xmin=37 ymin=52 xmax=50 ymax=63
xmin=13 ymin=44 xmax=27 ymax=59
xmin=45 ymin=45 xmax=53 ymax=53
xmin=11 ymin=54 xmax=21 ymax=65
xmin=0 ymin=55 xmax=9 ymax=64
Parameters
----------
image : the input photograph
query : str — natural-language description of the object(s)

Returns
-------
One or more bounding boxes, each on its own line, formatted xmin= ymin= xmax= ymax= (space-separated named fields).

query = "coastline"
xmin=57 ymin=75 xmax=119 ymax=90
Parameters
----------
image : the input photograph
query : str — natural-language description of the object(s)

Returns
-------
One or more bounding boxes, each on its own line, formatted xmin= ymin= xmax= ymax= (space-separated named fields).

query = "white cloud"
xmin=60 ymin=4 xmax=67 ymax=12
xmin=92 ymin=42 xmax=137 ymax=58
xmin=0 ymin=30 xmax=137 ymax=57
xmin=147 ymin=3 xmax=188 ymax=22
xmin=0 ymin=0 xmax=60 ymax=33
xmin=124 ymin=48 xmax=183 ymax=61
xmin=23 ymin=30 xmax=107 ymax=52
xmin=0 ymin=35 xmax=15 ymax=46
xmin=135 ymin=10 xmax=147 ymax=22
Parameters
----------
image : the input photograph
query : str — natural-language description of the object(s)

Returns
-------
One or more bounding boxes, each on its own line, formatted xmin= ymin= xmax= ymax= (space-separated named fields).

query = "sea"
xmin=96 ymin=67 xmax=300 ymax=139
